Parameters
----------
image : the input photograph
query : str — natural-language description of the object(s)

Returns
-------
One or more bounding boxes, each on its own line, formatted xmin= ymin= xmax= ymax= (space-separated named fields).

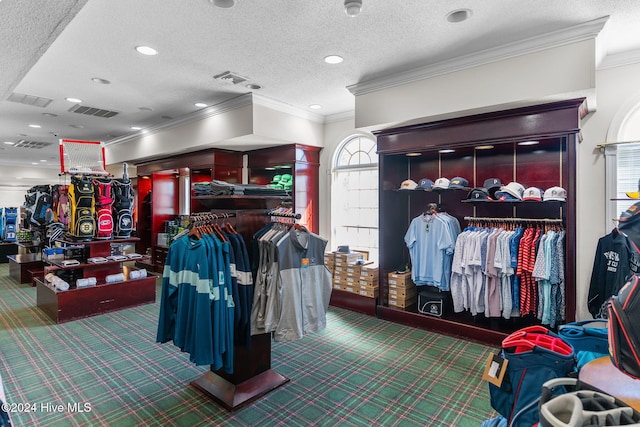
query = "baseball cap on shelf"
xmin=497 ymin=182 xmax=525 ymax=200
xmin=626 ymin=178 xmax=640 ymax=199
xmin=522 ymin=187 xmax=543 ymax=201
xmin=482 ymin=178 xmax=502 ymax=198
xmin=449 ymin=177 xmax=470 ymax=189
xmin=399 ymin=179 xmax=418 ymax=190
xmin=432 ymin=177 xmax=450 ymax=190
xmin=543 ymin=186 xmax=567 ymax=202
xmin=466 ymin=187 xmax=492 ymax=201
xmin=416 ymin=178 xmax=434 ymax=190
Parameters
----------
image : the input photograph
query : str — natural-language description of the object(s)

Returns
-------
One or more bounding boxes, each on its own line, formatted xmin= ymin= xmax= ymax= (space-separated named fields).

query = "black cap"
xmin=466 ymin=187 xmax=493 ymax=201
xmin=483 ymin=178 xmax=502 ymax=198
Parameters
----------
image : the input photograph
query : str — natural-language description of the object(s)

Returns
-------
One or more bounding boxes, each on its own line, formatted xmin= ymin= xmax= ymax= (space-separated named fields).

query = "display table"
xmin=7 ymin=253 xmax=45 ymax=284
xmin=579 ymin=356 xmax=640 ymax=411
xmin=36 ymin=238 xmax=157 ymax=323
xmin=35 ymin=268 xmax=156 ymax=323
xmin=0 ymin=242 xmax=18 ymax=263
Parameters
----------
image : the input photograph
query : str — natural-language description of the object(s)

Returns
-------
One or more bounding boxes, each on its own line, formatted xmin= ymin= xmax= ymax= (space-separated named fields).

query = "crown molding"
xmin=104 ymin=93 xmax=254 ymax=146
xmin=348 ymin=16 xmax=609 ymax=96
xmin=252 ymin=93 xmax=325 ymax=123
xmin=598 ymin=48 xmax=640 ymax=70
xmin=324 ymin=110 xmax=355 ymax=124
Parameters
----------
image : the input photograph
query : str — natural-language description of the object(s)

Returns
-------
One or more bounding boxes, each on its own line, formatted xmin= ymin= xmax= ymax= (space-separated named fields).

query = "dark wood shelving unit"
xmin=36 ymin=237 xmax=156 ymax=324
xmin=367 ymin=99 xmax=584 ymax=346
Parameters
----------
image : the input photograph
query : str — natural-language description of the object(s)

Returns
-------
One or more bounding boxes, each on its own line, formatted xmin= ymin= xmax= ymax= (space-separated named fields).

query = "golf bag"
xmin=93 ymin=178 xmax=114 ymax=239
xmin=608 ymin=274 xmax=640 ymax=380
xmin=4 ymin=207 xmax=18 ymax=242
xmin=51 ymin=184 xmax=70 ymax=228
xmin=23 ymin=184 xmax=51 ymax=227
xmin=488 ymin=326 xmax=576 ymax=427
xmin=111 ymin=178 xmax=134 ymax=238
xmin=68 ymin=175 xmax=95 ymax=241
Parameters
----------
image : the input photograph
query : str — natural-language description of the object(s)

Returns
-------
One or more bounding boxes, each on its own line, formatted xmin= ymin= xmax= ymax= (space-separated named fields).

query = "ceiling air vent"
xmin=213 ymin=71 xmax=248 ymax=85
xmin=13 ymin=140 xmax=54 ymax=149
xmin=68 ymin=104 xmax=119 ymax=118
xmin=7 ymin=92 xmax=53 ymax=108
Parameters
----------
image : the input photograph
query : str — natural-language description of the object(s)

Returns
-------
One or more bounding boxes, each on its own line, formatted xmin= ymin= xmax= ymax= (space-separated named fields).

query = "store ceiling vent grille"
xmin=213 ymin=71 xmax=248 ymax=85
xmin=13 ymin=140 xmax=54 ymax=149
xmin=7 ymin=92 xmax=53 ymax=108
xmin=68 ymin=104 xmax=119 ymax=118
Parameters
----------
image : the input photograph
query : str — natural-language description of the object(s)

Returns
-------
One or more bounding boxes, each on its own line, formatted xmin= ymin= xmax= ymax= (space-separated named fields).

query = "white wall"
xmin=353 ymin=39 xmax=596 ymax=130
xmin=574 ymin=62 xmax=640 ymax=320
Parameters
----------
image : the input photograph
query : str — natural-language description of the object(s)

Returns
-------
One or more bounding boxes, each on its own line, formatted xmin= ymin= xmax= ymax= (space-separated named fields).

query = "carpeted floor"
xmin=0 ymin=263 xmax=498 ymax=426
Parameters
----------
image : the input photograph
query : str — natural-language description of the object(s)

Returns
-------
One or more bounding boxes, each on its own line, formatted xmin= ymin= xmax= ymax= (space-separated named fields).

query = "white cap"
xmin=399 ymin=179 xmax=418 ymax=190
xmin=522 ymin=187 xmax=543 ymax=201
xmin=432 ymin=177 xmax=450 ymax=190
xmin=543 ymin=186 xmax=567 ymax=202
xmin=499 ymin=182 xmax=525 ymax=199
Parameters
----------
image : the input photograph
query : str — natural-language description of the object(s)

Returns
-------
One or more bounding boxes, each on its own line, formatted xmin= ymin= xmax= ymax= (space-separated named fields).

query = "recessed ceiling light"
xmin=40 ymin=159 xmax=47 ymax=162
xmin=324 ymin=55 xmax=344 ymax=64
xmin=518 ymin=141 xmax=540 ymax=146
xmin=405 ymin=152 xmax=422 ymax=157
xmin=31 ymin=162 xmax=38 ymax=165
xmin=439 ymin=149 xmax=455 ymax=154
xmin=28 ymin=124 xmax=41 ymax=128
xmin=344 ymin=0 xmax=362 ymax=17
xmin=66 ymin=97 xmax=82 ymax=103
xmin=246 ymin=83 xmax=262 ymax=90
xmin=446 ymin=9 xmax=472 ymax=23
xmin=475 ymin=145 xmax=495 ymax=150
xmin=209 ymin=0 xmax=235 ymax=8
xmin=42 ymin=113 xmax=58 ymax=117
xmin=194 ymin=102 xmax=208 ymax=108
xmin=135 ymin=45 xmax=158 ymax=56
xmin=309 ymin=104 xmax=322 ymax=110
xmin=130 ymin=126 xmax=142 ymax=130
xmin=91 ymin=77 xmax=111 ymax=84
xmin=4 ymin=141 xmax=15 ymax=145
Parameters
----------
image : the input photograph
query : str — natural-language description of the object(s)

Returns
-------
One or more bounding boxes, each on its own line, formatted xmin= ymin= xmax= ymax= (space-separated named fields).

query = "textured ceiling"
xmin=1 ymin=0 xmax=640 ymax=169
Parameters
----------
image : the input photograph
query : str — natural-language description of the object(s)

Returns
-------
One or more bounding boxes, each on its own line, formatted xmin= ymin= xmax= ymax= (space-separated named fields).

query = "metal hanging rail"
xmin=464 ymin=216 xmax=563 ymax=223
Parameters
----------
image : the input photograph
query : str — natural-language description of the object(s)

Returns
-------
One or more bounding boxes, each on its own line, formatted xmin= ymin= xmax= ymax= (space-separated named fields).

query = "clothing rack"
xmin=186 ymin=207 xmax=289 ymax=410
xmin=464 ymin=216 xmax=563 ymax=223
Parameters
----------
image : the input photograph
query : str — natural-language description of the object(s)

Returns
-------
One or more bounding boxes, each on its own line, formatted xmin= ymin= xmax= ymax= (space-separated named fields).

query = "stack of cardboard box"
xmin=326 ymin=252 xmax=379 ymax=299
xmin=387 ymin=271 xmax=417 ymax=309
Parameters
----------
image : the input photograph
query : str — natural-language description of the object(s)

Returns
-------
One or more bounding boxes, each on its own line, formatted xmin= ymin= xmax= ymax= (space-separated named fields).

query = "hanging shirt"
xmin=404 ymin=213 xmax=457 ymax=289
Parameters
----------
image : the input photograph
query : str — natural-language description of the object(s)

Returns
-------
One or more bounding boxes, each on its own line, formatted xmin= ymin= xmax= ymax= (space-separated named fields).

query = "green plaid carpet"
xmin=0 ymin=264 xmax=497 ymax=426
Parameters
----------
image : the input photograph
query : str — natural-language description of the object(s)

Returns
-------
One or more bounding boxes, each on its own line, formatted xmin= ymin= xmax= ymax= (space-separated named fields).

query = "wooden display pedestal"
xmin=7 ymin=253 xmax=45 ymax=284
xmin=36 ymin=237 xmax=156 ymax=323
xmin=190 ymin=333 xmax=289 ymax=411
xmin=330 ymin=289 xmax=377 ymax=316
xmin=35 ymin=275 xmax=156 ymax=323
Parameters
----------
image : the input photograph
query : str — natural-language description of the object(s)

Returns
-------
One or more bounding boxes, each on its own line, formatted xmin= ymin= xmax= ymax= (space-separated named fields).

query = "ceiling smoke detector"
xmin=344 ymin=0 xmax=362 ymax=17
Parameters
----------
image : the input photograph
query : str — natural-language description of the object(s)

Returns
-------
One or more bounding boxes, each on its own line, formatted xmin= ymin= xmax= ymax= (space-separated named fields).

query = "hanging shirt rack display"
xmin=251 ymin=209 xmax=332 ymax=342
xmin=157 ymin=207 xmax=289 ymax=410
xmin=452 ymin=216 xmax=566 ymax=327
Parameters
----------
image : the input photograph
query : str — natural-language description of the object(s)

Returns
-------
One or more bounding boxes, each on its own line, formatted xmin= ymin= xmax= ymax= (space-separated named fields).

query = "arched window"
xmin=331 ymin=135 xmax=379 ymax=262
xmin=605 ymin=101 xmax=640 ymax=226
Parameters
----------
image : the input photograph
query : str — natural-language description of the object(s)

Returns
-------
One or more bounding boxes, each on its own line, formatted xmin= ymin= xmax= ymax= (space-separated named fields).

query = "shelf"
xmin=46 ymin=256 xmax=151 ymax=271
xmin=56 ymin=237 xmax=140 ymax=246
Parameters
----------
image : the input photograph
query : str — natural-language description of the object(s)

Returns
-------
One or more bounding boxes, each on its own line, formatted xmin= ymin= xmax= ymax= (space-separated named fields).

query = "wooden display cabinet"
xmin=35 ymin=238 xmax=156 ymax=323
xmin=368 ymin=99 xmax=584 ymax=345
xmin=246 ymin=144 xmax=321 ymax=233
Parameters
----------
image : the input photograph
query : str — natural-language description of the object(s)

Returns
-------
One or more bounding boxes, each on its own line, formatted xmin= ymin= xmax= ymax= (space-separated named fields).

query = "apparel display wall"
xmin=369 ymin=99 xmax=584 ymax=345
